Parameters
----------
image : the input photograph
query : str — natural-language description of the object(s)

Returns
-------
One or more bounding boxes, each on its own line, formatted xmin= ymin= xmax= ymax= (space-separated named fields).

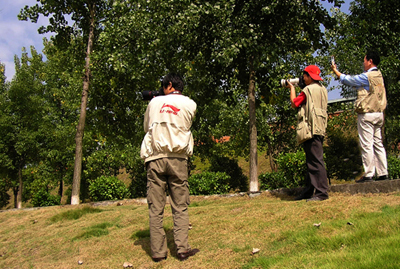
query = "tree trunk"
xmin=13 ymin=186 xmax=18 ymax=208
xmin=58 ymin=178 xmax=63 ymax=204
xmin=268 ymin=150 xmax=277 ymax=172
xmin=71 ymin=2 xmax=96 ymax=205
xmin=248 ymin=59 xmax=258 ymax=192
xmin=16 ymin=167 xmax=23 ymax=208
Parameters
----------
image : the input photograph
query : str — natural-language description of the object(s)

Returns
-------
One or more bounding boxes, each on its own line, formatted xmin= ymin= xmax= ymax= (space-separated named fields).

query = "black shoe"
xmin=152 ymin=256 xmax=167 ymax=262
xmin=356 ymin=176 xmax=373 ymax=183
xmin=306 ymin=197 xmax=326 ymax=202
xmin=177 ymin=248 xmax=200 ymax=261
xmin=376 ymin=175 xmax=388 ymax=181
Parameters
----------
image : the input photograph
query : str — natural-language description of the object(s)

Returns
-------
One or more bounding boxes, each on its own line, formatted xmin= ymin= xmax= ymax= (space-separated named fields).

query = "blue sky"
xmin=0 ymin=0 xmax=51 ymax=81
xmin=1 ymin=0 xmax=350 ymax=100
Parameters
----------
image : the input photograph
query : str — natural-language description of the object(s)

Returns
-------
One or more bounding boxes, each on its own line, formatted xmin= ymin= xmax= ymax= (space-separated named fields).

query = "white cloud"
xmin=0 ymin=0 xmax=51 ymax=81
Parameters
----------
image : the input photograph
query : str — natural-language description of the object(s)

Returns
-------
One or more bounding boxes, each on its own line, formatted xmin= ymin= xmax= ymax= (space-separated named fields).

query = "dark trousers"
xmin=301 ymin=135 xmax=329 ymax=199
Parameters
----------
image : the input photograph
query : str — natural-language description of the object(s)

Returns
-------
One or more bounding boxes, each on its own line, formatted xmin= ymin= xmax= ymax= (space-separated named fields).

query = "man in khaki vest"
xmin=331 ymin=51 xmax=388 ymax=183
xmin=287 ymin=65 xmax=329 ymax=202
xmin=140 ymin=73 xmax=199 ymax=262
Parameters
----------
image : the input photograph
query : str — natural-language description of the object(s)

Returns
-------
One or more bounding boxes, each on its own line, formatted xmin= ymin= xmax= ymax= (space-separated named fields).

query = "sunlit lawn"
xmin=1 ymin=191 xmax=400 ymax=268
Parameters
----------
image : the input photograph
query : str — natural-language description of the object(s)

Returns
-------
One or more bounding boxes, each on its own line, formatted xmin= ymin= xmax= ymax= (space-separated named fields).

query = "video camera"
xmin=141 ymin=81 xmax=164 ymax=101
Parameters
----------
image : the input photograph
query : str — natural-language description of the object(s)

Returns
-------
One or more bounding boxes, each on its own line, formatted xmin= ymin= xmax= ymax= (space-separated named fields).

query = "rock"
xmin=123 ymin=261 xmax=133 ymax=268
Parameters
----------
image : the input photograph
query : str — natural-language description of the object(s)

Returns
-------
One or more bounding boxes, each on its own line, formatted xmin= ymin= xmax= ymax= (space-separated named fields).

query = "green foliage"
xmin=276 ymin=150 xmax=307 ymax=187
xmin=0 ymin=47 xmax=48 ymax=208
xmin=31 ymin=189 xmax=61 ymax=207
xmin=388 ymin=155 xmax=400 ymax=180
xmin=209 ymin=156 xmax=248 ymax=192
xmin=259 ymin=150 xmax=306 ymax=190
xmin=188 ymin=171 xmax=231 ymax=195
xmin=324 ymin=110 xmax=363 ymax=181
xmin=385 ymin=115 xmax=400 ymax=155
xmin=0 ymin=177 xmax=11 ymax=208
xmin=84 ymin=147 xmax=124 ymax=181
xmin=127 ymin=168 xmax=147 ymax=199
xmin=49 ymin=206 xmax=103 ymax=223
xmin=89 ymin=176 xmax=129 ymax=202
xmin=126 ymin=148 xmax=147 ymax=199
xmin=259 ymin=171 xmax=288 ymax=190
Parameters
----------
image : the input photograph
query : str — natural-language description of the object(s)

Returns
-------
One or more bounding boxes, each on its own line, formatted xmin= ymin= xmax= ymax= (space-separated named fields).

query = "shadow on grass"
xmin=132 ymin=227 xmax=175 ymax=259
xmin=268 ymin=186 xmax=303 ymax=201
xmin=72 ymin=222 xmax=114 ymax=241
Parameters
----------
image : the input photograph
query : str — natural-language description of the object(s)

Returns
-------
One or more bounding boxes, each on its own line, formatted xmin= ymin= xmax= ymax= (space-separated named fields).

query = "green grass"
xmin=245 ymin=205 xmax=400 ymax=268
xmin=49 ymin=206 xmax=103 ymax=223
xmin=1 ymin=192 xmax=400 ymax=268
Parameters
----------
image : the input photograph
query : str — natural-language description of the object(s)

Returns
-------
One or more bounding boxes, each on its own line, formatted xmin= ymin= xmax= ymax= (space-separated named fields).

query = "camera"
xmin=141 ymin=87 xmax=164 ymax=101
xmin=280 ymin=77 xmax=306 ymax=89
xmin=142 ymin=80 xmax=165 ymax=101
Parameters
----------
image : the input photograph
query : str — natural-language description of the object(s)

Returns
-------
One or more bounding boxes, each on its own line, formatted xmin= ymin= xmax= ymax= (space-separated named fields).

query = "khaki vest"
xmin=297 ymin=83 xmax=328 ymax=143
xmin=354 ymin=70 xmax=387 ymax=113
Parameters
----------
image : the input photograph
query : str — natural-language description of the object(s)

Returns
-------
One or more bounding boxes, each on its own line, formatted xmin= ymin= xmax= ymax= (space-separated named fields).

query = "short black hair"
xmin=366 ymin=50 xmax=380 ymax=66
xmin=162 ymin=73 xmax=184 ymax=92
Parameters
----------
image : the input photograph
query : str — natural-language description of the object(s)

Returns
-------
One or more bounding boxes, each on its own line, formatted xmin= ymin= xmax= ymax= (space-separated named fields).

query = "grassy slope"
xmin=1 ymin=191 xmax=400 ymax=268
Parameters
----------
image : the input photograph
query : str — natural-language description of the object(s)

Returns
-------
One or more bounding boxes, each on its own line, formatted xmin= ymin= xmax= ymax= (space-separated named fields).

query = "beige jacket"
xmin=140 ymin=93 xmax=197 ymax=163
xmin=297 ymin=83 xmax=328 ymax=143
xmin=355 ymin=70 xmax=387 ymax=113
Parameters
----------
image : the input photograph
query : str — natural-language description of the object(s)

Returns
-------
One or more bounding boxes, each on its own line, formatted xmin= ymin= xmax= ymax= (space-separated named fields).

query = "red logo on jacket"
xmin=160 ymin=103 xmax=180 ymax=115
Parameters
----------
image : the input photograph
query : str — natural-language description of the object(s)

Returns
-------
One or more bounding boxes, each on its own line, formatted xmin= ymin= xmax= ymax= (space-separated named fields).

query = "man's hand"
xmin=331 ymin=63 xmax=342 ymax=78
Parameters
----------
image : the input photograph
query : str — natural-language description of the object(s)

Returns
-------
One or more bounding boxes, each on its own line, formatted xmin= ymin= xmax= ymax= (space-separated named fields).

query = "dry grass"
xmin=1 ymin=191 xmax=400 ymax=268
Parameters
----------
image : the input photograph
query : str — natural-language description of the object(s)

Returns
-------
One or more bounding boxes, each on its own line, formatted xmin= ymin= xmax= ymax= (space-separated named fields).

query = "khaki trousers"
xmin=146 ymin=157 xmax=190 ymax=258
xmin=357 ymin=112 xmax=388 ymax=177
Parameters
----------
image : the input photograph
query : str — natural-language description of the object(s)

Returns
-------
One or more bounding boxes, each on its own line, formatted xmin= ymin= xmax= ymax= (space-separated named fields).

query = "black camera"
xmin=141 ymin=87 xmax=164 ymax=101
xmin=142 ymin=79 xmax=165 ymax=100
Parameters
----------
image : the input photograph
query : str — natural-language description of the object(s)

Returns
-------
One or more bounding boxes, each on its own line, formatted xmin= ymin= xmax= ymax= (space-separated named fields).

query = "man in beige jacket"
xmin=331 ymin=51 xmax=388 ymax=183
xmin=140 ymin=73 xmax=199 ymax=262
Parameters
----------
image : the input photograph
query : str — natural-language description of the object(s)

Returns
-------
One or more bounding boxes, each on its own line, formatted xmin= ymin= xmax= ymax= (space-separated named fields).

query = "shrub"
xmin=188 ymin=171 xmax=230 ymax=195
xmin=259 ymin=171 xmax=288 ymax=190
xmin=89 ymin=176 xmax=129 ymax=202
xmin=31 ymin=189 xmax=61 ymax=207
xmin=324 ymin=110 xmax=363 ymax=180
xmin=128 ymin=172 xmax=147 ymax=199
xmin=388 ymin=154 xmax=400 ymax=180
xmin=258 ymin=150 xmax=306 ymax=190
xmin=209 ymin=156 xmax=248 ymax=192
xmin=276 ymin=150 xmax=307 ymax=188
xmin=127 ymin=157 xmax=147 ymax=199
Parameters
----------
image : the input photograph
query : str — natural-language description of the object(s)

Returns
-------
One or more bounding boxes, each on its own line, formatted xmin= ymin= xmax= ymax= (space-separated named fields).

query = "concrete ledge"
xmin=270 ymin=179 xmax=400 ymax=197
xmin=329 ymin=179 xmax=400 ymax=194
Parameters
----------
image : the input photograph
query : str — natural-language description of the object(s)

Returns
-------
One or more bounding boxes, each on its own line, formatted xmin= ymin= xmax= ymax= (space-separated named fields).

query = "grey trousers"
xmin=146 ymin=157 xmax=191 ymax=258
xmin=357 ymin=112 xmax=388 ymax=177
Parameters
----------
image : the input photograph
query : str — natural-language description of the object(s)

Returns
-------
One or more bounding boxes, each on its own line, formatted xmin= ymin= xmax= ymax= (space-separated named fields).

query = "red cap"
xmin=304 ymin=65 xmax=323 ymax=81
